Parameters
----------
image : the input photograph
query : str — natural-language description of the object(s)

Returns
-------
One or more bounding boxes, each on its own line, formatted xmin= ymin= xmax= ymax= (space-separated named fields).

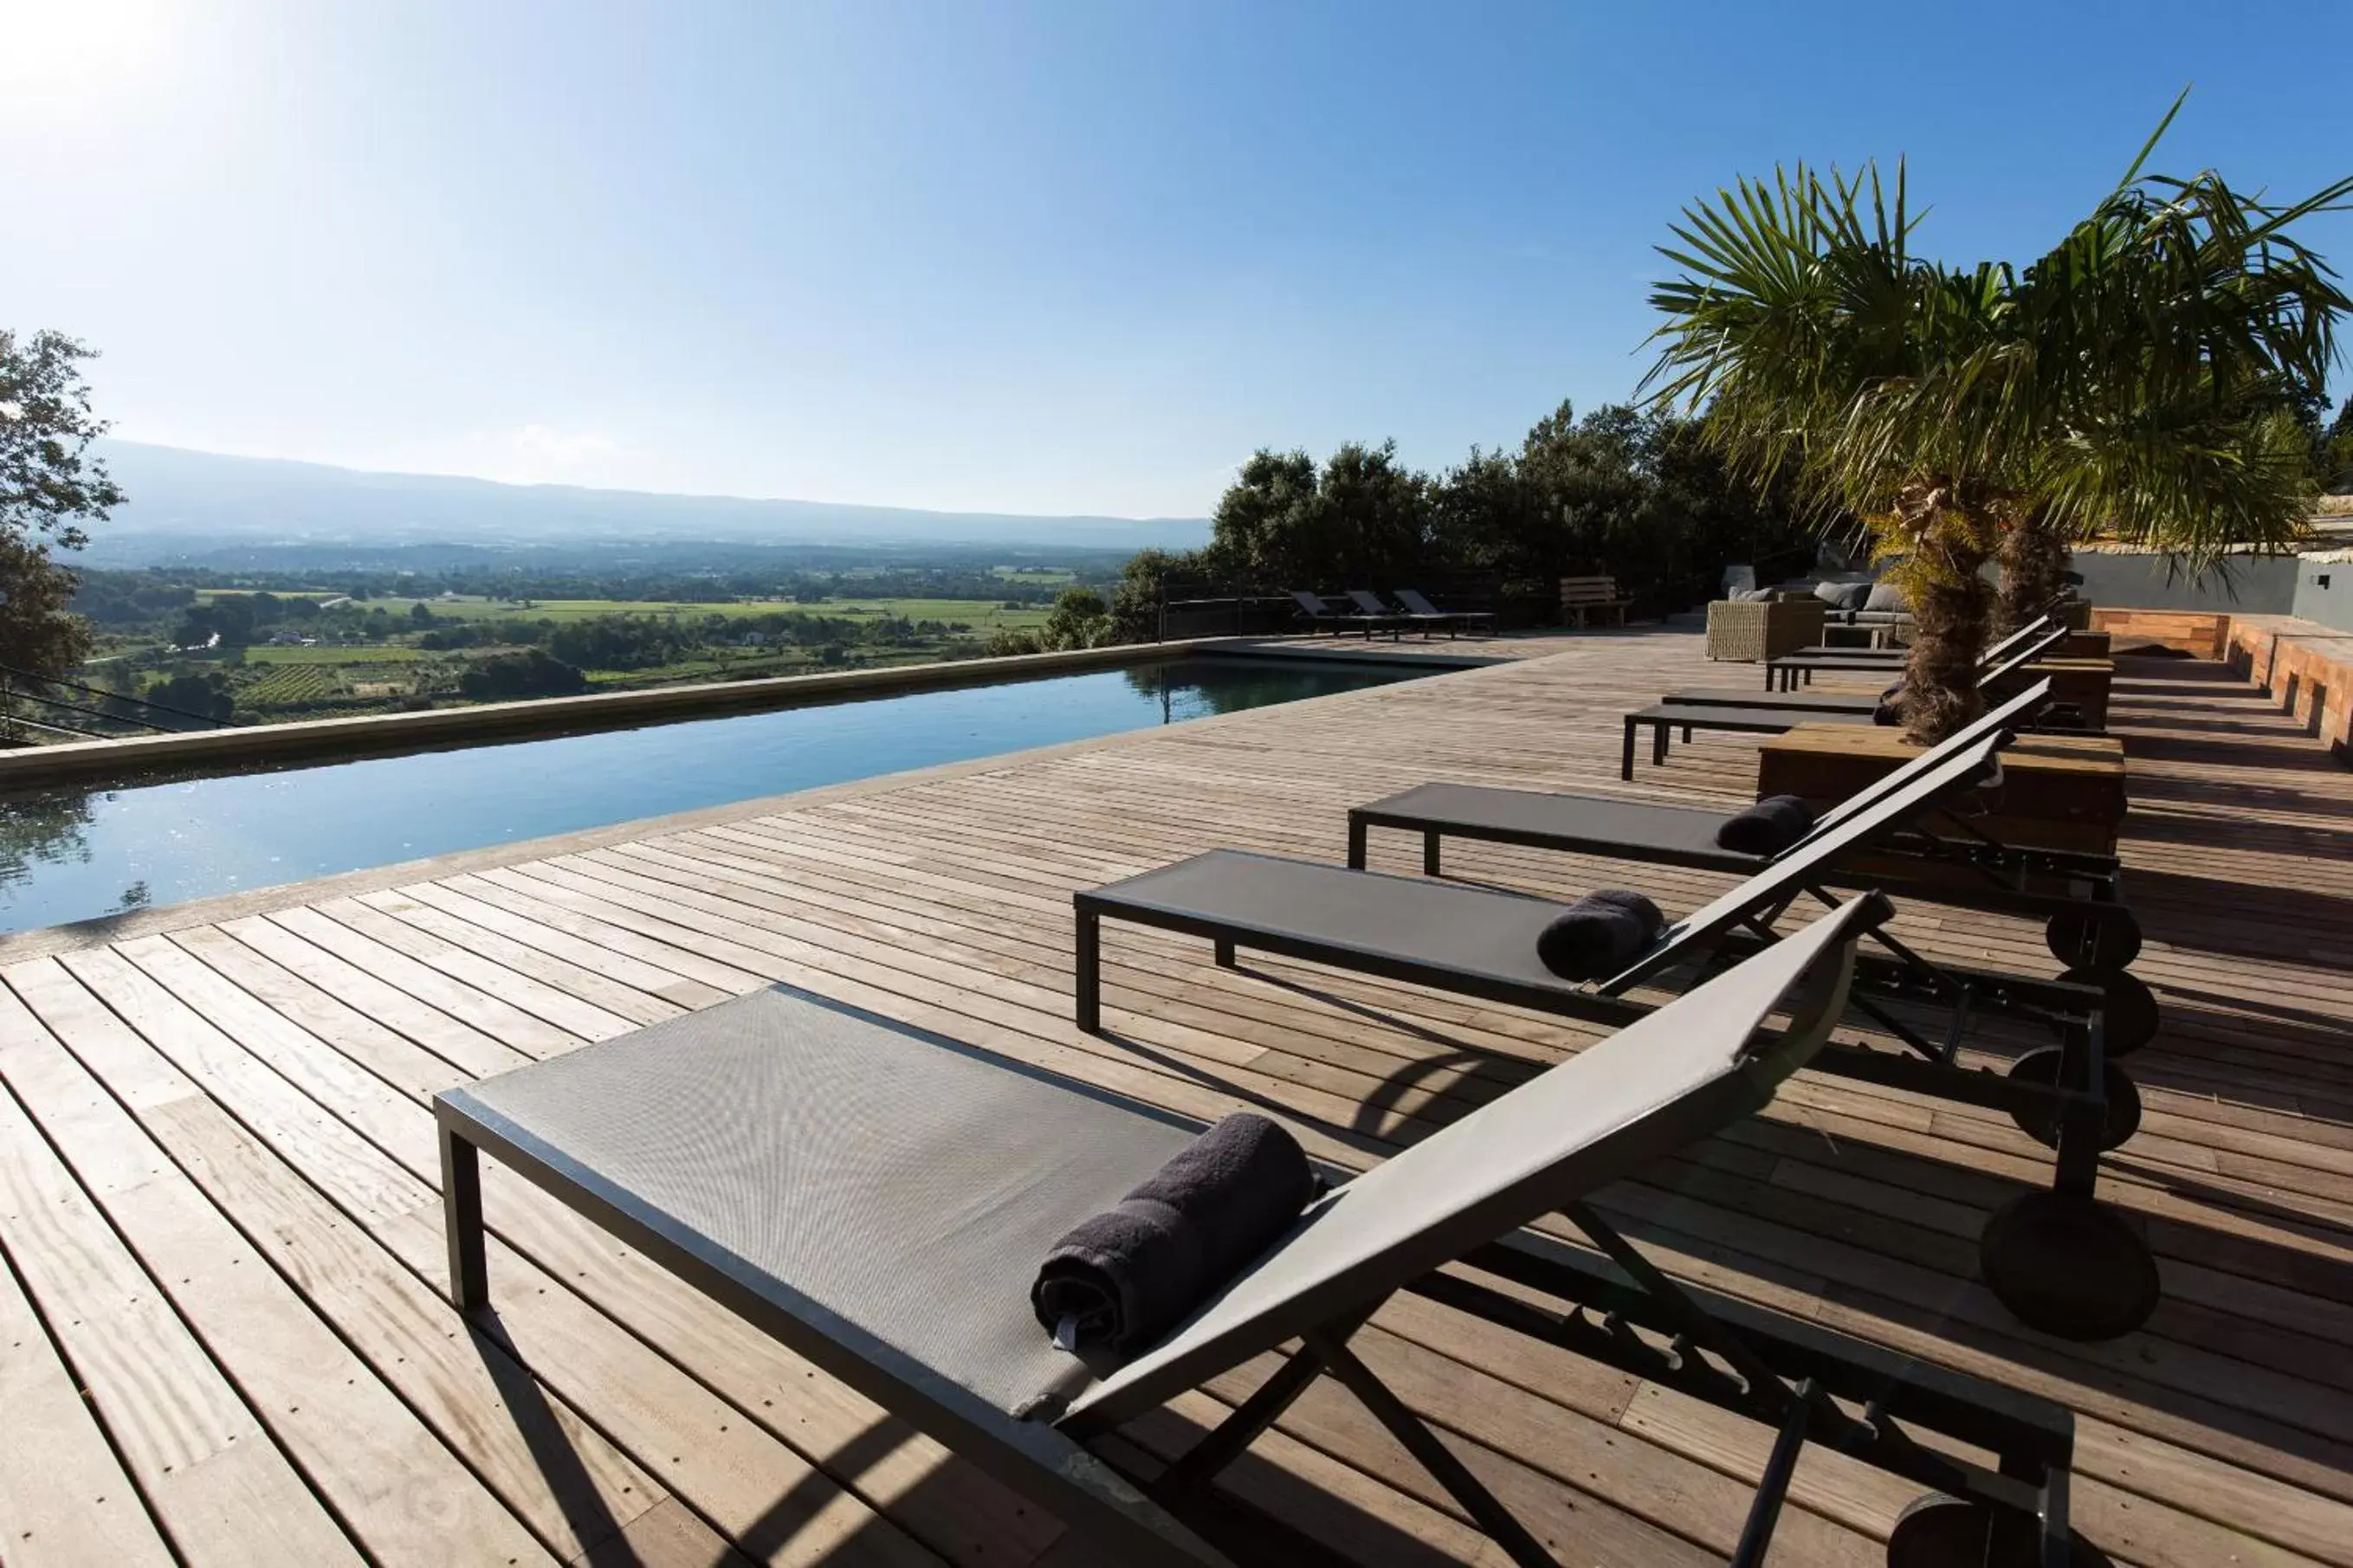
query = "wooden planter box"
xmin=1757 ymin=724 xmax=2127 ymax=855
xmin=1988 ymin=657 xmax=2113 ymax=730
xmin=2091 ymin=609 xmax=2228 ymax=660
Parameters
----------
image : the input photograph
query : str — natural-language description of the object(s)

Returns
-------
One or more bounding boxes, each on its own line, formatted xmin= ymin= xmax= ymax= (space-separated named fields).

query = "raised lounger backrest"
xmin=1596 ymin=733 xmax=2005 ymax=994
xmin=1976 ymin=623 xmax=2071 ymax=687
xmin=1061 ymin=895 xmax=1876 ymax=1433
xmin=1396 ymin=589 xmax=1446 ymax=617
xmin=1348 ymin=590 xmax=1400 ymax=618
xmin=1978 ymin=615 xmax=2055 ymax=668
xmin=1291 ymin=590 xmax=1337 ymax=618
xmin=1803 ymin=678 xmax=2050 ymax=838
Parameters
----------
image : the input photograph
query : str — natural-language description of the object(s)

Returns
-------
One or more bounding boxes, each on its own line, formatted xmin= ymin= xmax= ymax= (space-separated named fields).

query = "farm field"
xmin=243 ymin=642 xmax=430 ymax=662
xmin=199 ymin=590 xmax=1057 ymax=628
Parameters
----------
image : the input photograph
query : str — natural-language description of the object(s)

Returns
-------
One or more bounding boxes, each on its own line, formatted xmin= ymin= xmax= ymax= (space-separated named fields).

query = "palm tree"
xmin=1643 ymin=104 xmax=2350 ymax=741
xmin=1984 ymin=113 xmax=2351 ymax=626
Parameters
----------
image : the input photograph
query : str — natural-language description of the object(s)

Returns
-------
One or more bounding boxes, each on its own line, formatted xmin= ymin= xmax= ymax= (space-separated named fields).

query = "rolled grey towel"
xmin=1535 ymin=888 xmax=1665 ymax=979
xmin=1031 ymin=1113 xmax=1315 ymax=1354
xmin=1716 ymin=794 xmax=1817 ymax=855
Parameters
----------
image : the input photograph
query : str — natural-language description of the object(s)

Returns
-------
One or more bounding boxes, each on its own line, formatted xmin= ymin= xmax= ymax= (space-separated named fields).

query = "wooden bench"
xmin=1559 ymin=574 xmax=1632 ymax=628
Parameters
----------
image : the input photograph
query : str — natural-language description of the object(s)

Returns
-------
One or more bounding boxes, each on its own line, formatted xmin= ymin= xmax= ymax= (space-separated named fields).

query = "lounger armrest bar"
xmin=1063 ymin=896 xmax=1881 ymax=1432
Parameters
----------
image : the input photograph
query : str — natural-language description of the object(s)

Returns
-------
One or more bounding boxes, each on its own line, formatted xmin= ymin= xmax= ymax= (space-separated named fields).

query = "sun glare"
xmin=0 ymin=0 xmax=176 ymax=113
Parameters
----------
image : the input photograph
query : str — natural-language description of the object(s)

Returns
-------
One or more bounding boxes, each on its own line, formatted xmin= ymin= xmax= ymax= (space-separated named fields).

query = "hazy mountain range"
xmin=81 ymin=442 xmax=1213 ymax=565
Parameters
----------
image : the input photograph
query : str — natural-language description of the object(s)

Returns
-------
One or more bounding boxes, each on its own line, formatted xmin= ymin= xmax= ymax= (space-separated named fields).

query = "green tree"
xmin=1 ymin=331 xmax=123 ymax=675
xmin=1645 ymin=104 xmax=2352 ymax=740
xmin=1977 ymin=124 xmax=2350 ymax=623
xmin=1042 ymin=587 xmax=1113 ymax=649
xmin=1107 ymin=548 xmax=1199 ymax=642
xmin=458 ymin=648 xmax=587 ymax=700
xmin=2314 ymin=395 xmax=2353 ymax=492
xmin=171 ymin=597 xmax=256 ymax=649
xmin=1208 ymin=442 xmax=1429 ymax=586
xmin=146 ymin=670 xmax=236 ymax=722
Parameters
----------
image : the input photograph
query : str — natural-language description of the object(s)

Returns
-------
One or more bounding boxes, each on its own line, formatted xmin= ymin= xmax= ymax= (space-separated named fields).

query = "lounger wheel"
xmin=1979 ymin=1190 xmax=2160 ymax=1342
xmin=2045 ymin=908 xmax=2142 ymax=972
xmin=2059 ymin=966 xmax=2159 ymax=1057
xmin=1885 ymin=1494 xmax=2111 ymax=1568
xmin=2002 ymin=1048 xmax=2141 ymax=1152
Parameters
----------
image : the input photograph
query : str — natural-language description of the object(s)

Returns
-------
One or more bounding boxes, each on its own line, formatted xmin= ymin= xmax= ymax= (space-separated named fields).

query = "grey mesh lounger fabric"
xmin=1770 ymin=621 xmax=2069 ymax=687
xmin=1355 ymin=681 xmax=2051 ymax=878
xmin=1349 ymin=588 xmax=1447 ymax=636
xmin=1780 ymin=612 xmax=2055 ymax=667
xmin=1083 ymin=733 xmax=2007 ymax=1020
xmin=1627 ymin=634 xmax=2085 ymax=777
xmin=1398 ymin=587 xmax=1496 ymax=633
xmin=1084 ymin=724 xmax=2162 ymax=1344
xmin=434 ymin=902 xmax=1878 ymax=1567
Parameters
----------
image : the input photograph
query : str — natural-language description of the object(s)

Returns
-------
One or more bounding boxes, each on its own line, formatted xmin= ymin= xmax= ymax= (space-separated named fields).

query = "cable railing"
xmin=0 ymin=662 xmax=235 ymax=746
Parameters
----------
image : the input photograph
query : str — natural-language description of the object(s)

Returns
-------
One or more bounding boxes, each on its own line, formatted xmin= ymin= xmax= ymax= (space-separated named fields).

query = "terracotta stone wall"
xmin=2223 ymin=616 xmax=2353 ymax=757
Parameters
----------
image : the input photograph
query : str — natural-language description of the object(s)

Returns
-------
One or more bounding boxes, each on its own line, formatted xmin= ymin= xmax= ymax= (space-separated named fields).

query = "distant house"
xmin=739 ymin=631 xmax=770 ymax=647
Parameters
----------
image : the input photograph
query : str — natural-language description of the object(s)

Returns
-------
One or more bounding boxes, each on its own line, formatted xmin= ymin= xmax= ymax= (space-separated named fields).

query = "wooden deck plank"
xmin=5 ymin=958 xmax=562 ymax=1567
xmin=3 ymin=630 xmax=2350 ymax=1566
xmin=0 ymin=1205 xmax=179 ymax=1568
xmin=132 ymin=902 xmax=1071 ymax=1568
xmin=0 ymin=984 xmax=366 ymax=1567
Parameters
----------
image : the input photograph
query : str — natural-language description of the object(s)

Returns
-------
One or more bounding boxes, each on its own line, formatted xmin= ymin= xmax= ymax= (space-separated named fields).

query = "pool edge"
xmin=0 ymin=646 xmax=1510 ymax=962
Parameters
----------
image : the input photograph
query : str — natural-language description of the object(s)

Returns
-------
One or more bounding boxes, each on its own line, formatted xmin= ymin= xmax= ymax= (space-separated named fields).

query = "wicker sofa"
xmin=1705 ymin=595 xmax=1827 ymax=662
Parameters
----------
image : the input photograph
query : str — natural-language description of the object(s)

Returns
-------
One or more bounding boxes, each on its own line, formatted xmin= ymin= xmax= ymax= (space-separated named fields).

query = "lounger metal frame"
xmin=1076 ymin=734 xmax=2156 ymax=1339
xmin=1354 ymin=686 xmax=2139 ymax=973
xmin=1622 ymin=629 xmax=2092 ymax=778
xmin=1769 ymin=622 xmax=2071 ymax=692
xmin=1073 ymin=859 xmax=2119 ymax=1196
xmin=1348 ymin=589 xmax=1449 ymax=639
xmin=1292 ymin=590 xmax=1406 ymax=640
xmin=1396 ymin=587 xmax=1497 ymax=636
xmin=439 ymin=910 xmax=2084 ymax=1567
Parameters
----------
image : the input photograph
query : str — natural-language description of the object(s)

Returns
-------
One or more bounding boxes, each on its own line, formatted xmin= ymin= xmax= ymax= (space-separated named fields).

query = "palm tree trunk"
xmin=1996 ymin=508 xmax=2072 ymax=633
xmin=1887 ymin=488 xmax=1996 ymax=744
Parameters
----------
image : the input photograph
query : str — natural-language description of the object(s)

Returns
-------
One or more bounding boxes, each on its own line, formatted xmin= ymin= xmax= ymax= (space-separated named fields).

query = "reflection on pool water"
xmin=0 ymin=654 xmax=1432 ymax=933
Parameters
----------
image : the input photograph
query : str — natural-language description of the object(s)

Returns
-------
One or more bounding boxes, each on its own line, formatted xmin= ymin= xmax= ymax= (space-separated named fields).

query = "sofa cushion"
xmin=1814 ymin=580 xmax=1871 ymax=612
xmin=1864 ymin=582 xmax=1910 ymax=614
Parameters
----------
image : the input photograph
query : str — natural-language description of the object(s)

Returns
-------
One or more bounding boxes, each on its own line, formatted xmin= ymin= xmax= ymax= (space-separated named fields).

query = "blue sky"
xmin=3 ymin=0 xmax=2346 ymax=518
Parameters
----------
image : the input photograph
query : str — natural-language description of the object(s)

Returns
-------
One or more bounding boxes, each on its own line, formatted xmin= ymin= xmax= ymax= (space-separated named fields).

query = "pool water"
xmin=0 ymin=654 xmax=1429 ymax=932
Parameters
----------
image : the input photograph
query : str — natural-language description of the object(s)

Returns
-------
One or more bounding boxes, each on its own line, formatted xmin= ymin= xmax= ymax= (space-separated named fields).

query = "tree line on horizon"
xmin=1074 ymin=401 xmax=1828 ymax=646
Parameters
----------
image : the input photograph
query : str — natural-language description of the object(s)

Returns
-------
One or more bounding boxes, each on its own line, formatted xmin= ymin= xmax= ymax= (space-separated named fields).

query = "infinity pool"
xmin=0 ymin=653 xmax=1432 ymax=932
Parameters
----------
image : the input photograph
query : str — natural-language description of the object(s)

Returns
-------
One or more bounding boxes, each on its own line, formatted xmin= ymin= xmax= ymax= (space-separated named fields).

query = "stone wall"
xmin=2291 ymin=552 xmax=2353 ymax=634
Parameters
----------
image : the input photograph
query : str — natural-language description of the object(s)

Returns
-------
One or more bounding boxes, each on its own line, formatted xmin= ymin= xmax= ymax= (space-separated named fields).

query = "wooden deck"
xmin=3 ymin=628 xmax=2349 ymax=1567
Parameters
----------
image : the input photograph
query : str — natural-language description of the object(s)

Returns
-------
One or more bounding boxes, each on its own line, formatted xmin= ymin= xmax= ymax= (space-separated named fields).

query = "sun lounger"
xmin=1345 ymin=589 xmax=1446 ymax=637
xmin=438 ymin=901 xmax=2086 ymax=1566
xmin=1662 ymin=685 xmax=1902 ymax=713
xmin=1397 ymin=587 xmax=1497 ymax=636
xmin=1079 ymin=735 xmax=2158 ymax=1342
xmin=1780 ymin=613 xmax=2053 ymax=668
xmin=1290 ymin=590 xmax=1402 ymax=639
xmin=1631 ymin=634 xmax=2092 ymax=778
xmin=1354 ymin=681 xmax=2143 ymax=977
xmin=1771 ymin=621 xmax=2068 ymax=692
